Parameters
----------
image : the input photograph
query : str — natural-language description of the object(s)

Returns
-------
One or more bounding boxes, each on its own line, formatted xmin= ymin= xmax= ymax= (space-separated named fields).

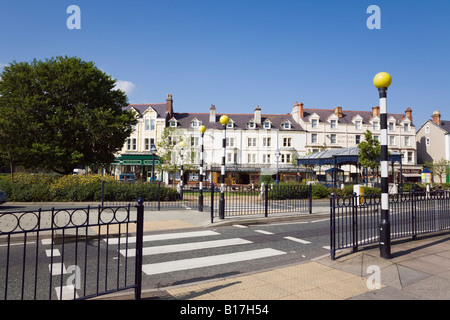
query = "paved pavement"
xmin=96 ymin=203 xmax=450 ymax=300
xmin=4 ymin=201 xmax=450 ymax=300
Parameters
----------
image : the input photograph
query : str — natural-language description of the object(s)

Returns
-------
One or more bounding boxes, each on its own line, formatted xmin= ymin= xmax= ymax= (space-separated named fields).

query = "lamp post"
xmin=198 ymin=125 xmax=206 ymax=212
xmin=275 ymin=149 xmax=281 ymax=186
xmin=374 ymin=71 xmax=392 ymax=259
xmin=150 ymin=144 xmax=157 ymax=182
xmin=219 ymin=115 xmax=229 ymax=219
xmin=179 ymin=141 xmax=186 ymax=200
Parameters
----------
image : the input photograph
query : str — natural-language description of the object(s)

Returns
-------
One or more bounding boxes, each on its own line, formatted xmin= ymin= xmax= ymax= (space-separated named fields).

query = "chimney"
xmin=405 ymin=107 xmax=413 ymax=123
xmin=372 ymin=106 xmax=380 ymax=118
xmin=166 ymin=94 xmax=173 ymax=119
xmin=299 ymin=102 xmax=304 ymax=118
xmin=292 ymin=102 xmax=304 ymax=123
xmin=254 ymin=105 xmax=261 ymax=124
xmin=432 ymin=111 xmax=442 ymax=126
xmin=209 ymin=104 xmax=216 ymax=123
xmin=334 ymin=106 xmax=343 ymax=118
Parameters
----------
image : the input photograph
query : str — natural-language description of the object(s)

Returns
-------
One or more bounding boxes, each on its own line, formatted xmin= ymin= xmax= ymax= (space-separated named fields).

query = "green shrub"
xmin=311 ymin=184 xmax=330 ymax=199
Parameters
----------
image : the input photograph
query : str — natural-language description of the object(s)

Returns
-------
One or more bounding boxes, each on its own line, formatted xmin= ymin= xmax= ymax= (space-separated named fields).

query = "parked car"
xmin=0 ymin=190 xmax=8 ymax=205
xmin=119 ymin=174 xmax=135 ymax=183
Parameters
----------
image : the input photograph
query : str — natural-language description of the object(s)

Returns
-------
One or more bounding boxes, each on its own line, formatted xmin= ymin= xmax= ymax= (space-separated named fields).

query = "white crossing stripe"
xmin=41 ymin=238 xmax=52 ymax=245
xmin=233 ymin=225 xmax=248 ymax=228
xmin=120 ymin=238 xmax=252 ymax=257
xmin=55 ymin=285 xmax=78 ymax=300
xmin=106 ymin=230 xmax=220 ymax=244
xmin=142 ymin=248 xmax=286 ymax=275
xmin=284 ymin=236 xmax=311 ymax=244
xmin=255 ymin=230 xmax=274 ymax=235
xmin=46 ymin=249 xmax=60 ymax=257
xmin=49 ymin=263 xmax=68 ymax=275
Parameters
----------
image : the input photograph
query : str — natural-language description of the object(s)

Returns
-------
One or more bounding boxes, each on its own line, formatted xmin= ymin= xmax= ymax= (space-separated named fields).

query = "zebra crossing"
xmin=106 ymin=226 xmax=316 ymax=277
xmin=39 ymin=224 xmax=321 ymax=299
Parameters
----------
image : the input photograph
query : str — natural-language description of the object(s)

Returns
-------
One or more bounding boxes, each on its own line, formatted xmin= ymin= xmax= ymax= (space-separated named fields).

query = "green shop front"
xmin=111 ymin=153 xmax=161 ymax=182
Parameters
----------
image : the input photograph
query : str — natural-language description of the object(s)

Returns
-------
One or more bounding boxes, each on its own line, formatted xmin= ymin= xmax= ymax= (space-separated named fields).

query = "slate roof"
xmin=302 ymin=108 xmax=409 ymax=125
xmin=124 ymin=103 xmax=167 ymax=118
xmin=172 ymin=112 xmax=305 ymax=131
xmin=440 ymin=120 xmax=450 ymax=133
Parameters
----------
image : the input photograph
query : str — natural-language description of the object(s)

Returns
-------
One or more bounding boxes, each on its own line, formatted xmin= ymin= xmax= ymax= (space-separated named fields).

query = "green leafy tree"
xmin=358 ymin=129 xmax=381 ymax=171
xmin=427 ymin=158 xmax=450 ymax=183
xmin=0 ymin=56 xmax=136 ymax=175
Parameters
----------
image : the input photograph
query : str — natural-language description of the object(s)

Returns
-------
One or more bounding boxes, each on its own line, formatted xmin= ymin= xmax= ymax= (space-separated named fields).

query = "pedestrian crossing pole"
xmin=219 ymin=115 xmax=229 ymax=219
xmin=198 ymin=125 xmax=206 ymax=212
xmin=374 ymin=72 xmax=392 ymax=259
xmin=180 ymin=141 xmax=186 ymax=200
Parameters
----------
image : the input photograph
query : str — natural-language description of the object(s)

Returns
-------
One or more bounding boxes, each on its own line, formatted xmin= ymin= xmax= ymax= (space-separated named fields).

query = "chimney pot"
xmin=432 ymin=110 xmax=442 ymax=126
xmin=372 ymin=106 xmax=380 ymax=118
xmin=209 ymin=104 xmax=216 ymax=123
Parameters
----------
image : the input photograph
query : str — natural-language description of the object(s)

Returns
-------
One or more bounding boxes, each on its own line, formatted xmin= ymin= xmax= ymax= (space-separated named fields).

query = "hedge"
xmin=0 ymin=173 xmax=179 ymax=202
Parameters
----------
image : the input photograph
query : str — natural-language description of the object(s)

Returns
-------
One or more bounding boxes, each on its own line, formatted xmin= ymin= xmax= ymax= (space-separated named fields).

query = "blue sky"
xmin=0 ymin=0 xmax=449 ymax=128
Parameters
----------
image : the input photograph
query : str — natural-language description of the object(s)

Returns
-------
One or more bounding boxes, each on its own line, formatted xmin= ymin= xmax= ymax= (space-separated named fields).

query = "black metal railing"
xmin=0 ymin=202 xmax=145 ymax=300
xmin=210 ymin=183 xmax=312 ymax=222
xmin=101 ymin=181 xmax=312 ymax=220
xmin=330 ymin=190 xmax=450 ymax=260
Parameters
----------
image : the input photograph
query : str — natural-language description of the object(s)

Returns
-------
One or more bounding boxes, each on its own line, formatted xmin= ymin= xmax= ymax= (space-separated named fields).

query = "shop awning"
xmin=297 ymin=147 xmax=402 ymax=166
xmin=112 ymin=153 xmax=161 ymax=166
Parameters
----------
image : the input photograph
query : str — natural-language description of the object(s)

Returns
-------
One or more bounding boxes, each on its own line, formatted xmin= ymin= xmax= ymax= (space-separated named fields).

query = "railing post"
xmin=101 ymin=180 xmax=105 ymax=208
xmin=264 ymin=183 xmax=269 ymax=217
xmin=330 ymin=193 xmax=336 ymax=260
xmin=157 ymin=181 xmax=161 ymax=211
xmin=210 ymin=183 xmax=215 ymax=224
xmin=352 ymin=192 xmax=358 ymax=253
xmin=411 ymin=190 xmax=416 ymax=240
xmin=135 ymin=198 xmax=144 ymax=300
xmin=309 ymin=184 xmax=313 ymax=214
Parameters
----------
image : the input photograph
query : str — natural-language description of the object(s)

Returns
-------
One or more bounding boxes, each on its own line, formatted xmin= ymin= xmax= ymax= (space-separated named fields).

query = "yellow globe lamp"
xmin=198 ymin=125 xmax=206 ymax=134
xmin=179 ymin=141 xmax=186 ymax=148
xmin=373 ymin=72 xmax=392 ymax=88
xmin=219 ymin=115 xmax=230 ymax=125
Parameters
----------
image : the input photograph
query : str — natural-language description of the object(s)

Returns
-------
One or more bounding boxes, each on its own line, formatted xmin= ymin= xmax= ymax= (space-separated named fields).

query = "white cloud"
xmin=114 ymin=80 xmax=136 ymax=95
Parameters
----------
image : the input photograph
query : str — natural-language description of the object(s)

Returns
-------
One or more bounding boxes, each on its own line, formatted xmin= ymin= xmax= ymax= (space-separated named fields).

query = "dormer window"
xmin=355 ymin=120 xmax=361 ymax=130
xmin=311 ymin=119 xmax=318 ymax=128
xmin=191 ymin=120 xmax=200 ymax=128
xmin=248 ymin=121 xmax=255 ymax=129
xmin=283 ymin=122 xmax=291 ymax=129
xmin=227 ymin=120 xmax=234 ymax=129
xmin=169 ymin=120 xmax=177 ymax=127
xmin=263 ymin=121 xmax=271 ymax=129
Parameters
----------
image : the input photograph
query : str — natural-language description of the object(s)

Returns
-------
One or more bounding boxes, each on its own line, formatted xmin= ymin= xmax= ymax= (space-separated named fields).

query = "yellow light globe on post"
xmin=179 ymin=141 xmax=186 ymax=148
xmin=219 ymin=115 xmax=229 ymax=125
xmin=373 ymin=72 xmax=392 ymax=88
xmin=198 ymin=125 xmax=206 ymax=133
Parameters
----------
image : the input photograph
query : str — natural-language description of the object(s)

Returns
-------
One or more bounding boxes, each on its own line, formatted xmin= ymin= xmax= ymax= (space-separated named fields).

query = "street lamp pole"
xmin=179 ymin=141 xmax=186 ymax=200
xmin=150 ymin=144 xmax=157 ymax=182
xmin=198 ymin=125 xmax=206 ymax=212
xmin=219 ymin=115 xmax=229 ymax=219
xmin=374 ymin=72 xmax=392 ymax=259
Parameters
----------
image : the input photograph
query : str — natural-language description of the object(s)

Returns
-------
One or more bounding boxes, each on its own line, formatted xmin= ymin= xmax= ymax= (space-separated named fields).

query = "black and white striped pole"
xmin=219 ymin=115 xmax=229 ymax=219
xmin=374 ymin=72 xmax=392 ymax=259
xmin=198 ymin=125 xmax=206 ymax=212
xmin=179 ymin=140 xmax=186 ymax=200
